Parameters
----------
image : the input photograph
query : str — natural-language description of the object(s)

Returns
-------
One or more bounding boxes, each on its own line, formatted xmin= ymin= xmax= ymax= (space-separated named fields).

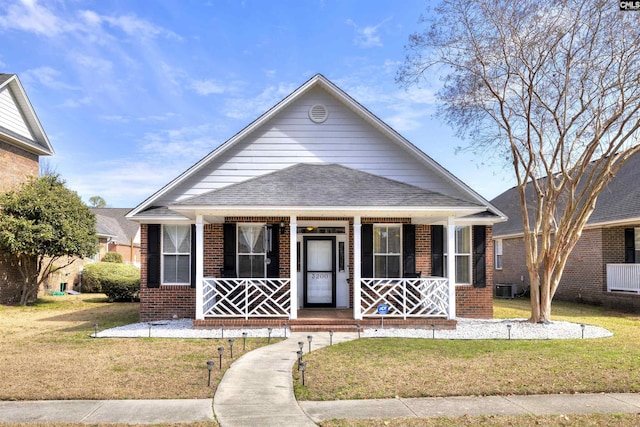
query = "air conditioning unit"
xmin=495 ymin=284 xmax=516 ymax=299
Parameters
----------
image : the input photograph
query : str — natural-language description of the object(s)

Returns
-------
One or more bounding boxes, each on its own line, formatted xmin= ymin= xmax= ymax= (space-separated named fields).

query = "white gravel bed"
xmin=95 ymin=317 xmax=612 ymax=340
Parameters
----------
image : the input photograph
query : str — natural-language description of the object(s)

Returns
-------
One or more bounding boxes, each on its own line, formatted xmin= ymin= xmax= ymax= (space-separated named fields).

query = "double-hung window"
xmin=238 ymin=224 xmax=266 ymax=278
xmin=494 ymin=239 xmax=503 ymax=270
xmin=162 ymin=224 xmax=191 ymax=284
xmin=444 ymin=226 xmax=471 ymax=284
xmin=373 ymin=225 xmax=401 ymax=278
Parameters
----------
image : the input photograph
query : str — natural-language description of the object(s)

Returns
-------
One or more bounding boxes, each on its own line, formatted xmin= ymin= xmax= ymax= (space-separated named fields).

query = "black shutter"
xmin=403 ymin=224 xmax=416 ymax=277
xmin=625 ymin=228 xmax=635 ymax=263
xmin=431 ymin=225 xmax=444 ymax=277
xmin=190 ymin=224 xmax=196 ymax=288
xmin=267 ymin=224 xmax=280 ymax=278
xmin=223 ymin=223 xmax=236 ymax=277
xmin=361 ymin=224 xmax=373 ymax=277
xmin=147 ymin=224 xmax=161 ymax=288
xmin=473 ymin=225 xmax=487 ymax=288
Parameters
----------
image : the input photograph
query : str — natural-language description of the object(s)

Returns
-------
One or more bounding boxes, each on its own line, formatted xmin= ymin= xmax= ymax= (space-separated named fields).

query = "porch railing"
xmin=607 ymin=264 xmax=640 ymax=294
xmin=360 ymin=277 xmax=449 ymax=318
xmin=202 ymin=278 xmax=291 ymax=319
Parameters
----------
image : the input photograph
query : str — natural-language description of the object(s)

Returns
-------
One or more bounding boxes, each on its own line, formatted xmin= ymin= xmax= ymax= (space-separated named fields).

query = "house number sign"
xmin=311 ymin=273 xmax=330 ymax=280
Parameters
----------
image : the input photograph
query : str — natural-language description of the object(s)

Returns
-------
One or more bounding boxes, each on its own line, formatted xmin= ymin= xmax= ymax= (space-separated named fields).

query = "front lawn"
xmin=294 ymin=298 xmax=640 ymax=401
xmin=0 ymin=294 xmax=269 ymax=400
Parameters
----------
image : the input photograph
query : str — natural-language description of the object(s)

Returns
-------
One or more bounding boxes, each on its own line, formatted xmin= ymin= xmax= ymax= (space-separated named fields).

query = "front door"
xmin=304 ymin=236 xmax=336 ymax=307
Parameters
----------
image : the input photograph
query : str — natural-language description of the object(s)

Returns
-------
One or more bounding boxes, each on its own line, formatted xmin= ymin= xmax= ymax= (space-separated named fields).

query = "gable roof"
xmin=128 ymin=74 xmax=505 ymax=222
xmin=0 ymin=73 xmax=54 ymax=156
xmin=91 ymin=208 xmax=140 ymax=245
xmin=492 ymin=151 xmax=640 ymax=238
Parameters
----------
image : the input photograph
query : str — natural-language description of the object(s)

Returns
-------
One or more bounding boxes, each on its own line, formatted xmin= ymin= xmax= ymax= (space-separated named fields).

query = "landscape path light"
xmin=507 ymin=324 xmax=512 ymax=340
xmin=220 ymin=324 xmax=224 ymax=339
xmin=300 ymin=361 xmax=307 ymax=386
xmin=329 ymin=330 xmax=334 ymax=346
xmin=356 ymin=324 xmax=361 ymax=339
xmin=581 ymin=324 xmax=586 ymax=339
xmin=148 ymin=324 xmax=152 ymax=338
xmin=296 ymin=350 xmax=303 ymax=371
xmin=268 ymin=327 xmax=272 ymax=344
xmin=228 ymin=338 xmax=235 ymax=359
xmin=94 ymin=323 xmax=99 ymax=338
xmin=307 ymin=335 xmax=313 ymax=353
xmin=431 ymin=324 xmax=435 ymax=339
xmin=242 ymin=332 xmax=248 ymax=351
xmin=283 ymin=323 xmax=288 ymax=338
xmin=217 ymin=347 xmax=224 ymax=370
xmin=206 ymin=361 xmax=214 ymax=386
xmin=298 ymin=341 xmax=304 ymax=354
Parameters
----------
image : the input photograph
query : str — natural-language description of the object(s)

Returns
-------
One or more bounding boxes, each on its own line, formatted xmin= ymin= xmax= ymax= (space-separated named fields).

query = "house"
xmin=127 ymin=74 xmax=506 ymax=327
xmin=492 ymin=151 xmax=640 ymax=311
xmin=91 ymin=208 xmax=141 ymax=266
xmin=0 ymin=73 xmax=55 ymax=303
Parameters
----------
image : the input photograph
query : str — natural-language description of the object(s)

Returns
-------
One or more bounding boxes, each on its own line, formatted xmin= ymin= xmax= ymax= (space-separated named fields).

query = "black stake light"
xmin=581 ymin=324 xmax=585 ymax=339
xmin=206 ymin=361 xmax=214 ymax=386
xmin=329 ymin=330 xmax=334 ymax=346
xmin=242 ymin=332 xmax=248 ymax=351
xmin=298 ymin=341 xmax=304 ymax=354
xmin=228 ymin=338 xmax=235 ymax=359
xmin=268 ymin=327 xmax=273 ymax=344
xmin=356 ymin=324 xmax=361 ymax=339
xmin=148 ymin=324 xmax=152 ymax=338
xmin=283 ymin=323 xmax=288 ymax=338
xmin=217 ymin=346 xmax=224 ymax=370
xmin=93 ymin=323 xmax=99 ymax=338
xmin=296 ymin=350 xmax=303 ymax=371
xmin=307 ymin=335 xmax=313 ymax=353
xmin=507 ymin=324 xmax=512 ymax=340
xmin=300 ymin=361 xmax=307 ymax=386
xmin=431 ymin=323 xmax=435 ymax=339
xmin=220 ymin=324 xmax=224 ymax=339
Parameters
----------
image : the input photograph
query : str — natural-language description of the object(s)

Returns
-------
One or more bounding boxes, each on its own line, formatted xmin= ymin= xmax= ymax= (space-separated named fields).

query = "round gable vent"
xmin=309 ymin=104 xmax=328 ymax=123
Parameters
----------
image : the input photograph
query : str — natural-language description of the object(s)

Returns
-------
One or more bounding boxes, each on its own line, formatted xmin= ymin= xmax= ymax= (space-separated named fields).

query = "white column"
xmin=195 ymin=215 xmax=204 ymax=320
xmin=447 ymin=216 xmax=456 ymax=320
xmin=353 ymin=216 xmax=362 ymax=320
xmin=289 ymin=216 xmax=298 ymax=320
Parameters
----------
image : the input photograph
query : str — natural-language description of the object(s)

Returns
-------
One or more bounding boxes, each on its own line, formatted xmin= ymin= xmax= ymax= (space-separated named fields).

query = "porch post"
xmin=289 ymin=216 xmax=298 ymax=320
xmin=447 ymin=216 xmax=456 ymax=320
xmin=353 ymin=216 xmax=362 ymax=320
xmin=195 ymin=215 xmax=204 ymax=320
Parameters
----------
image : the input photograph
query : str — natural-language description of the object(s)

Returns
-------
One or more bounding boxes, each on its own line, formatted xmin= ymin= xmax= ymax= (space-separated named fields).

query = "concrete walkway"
xmin=213 ymin=331 xmax=359 ymax=426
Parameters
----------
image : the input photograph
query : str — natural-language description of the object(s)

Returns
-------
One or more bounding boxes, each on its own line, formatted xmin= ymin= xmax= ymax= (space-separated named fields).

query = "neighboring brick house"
xmin=127 ymin=74 xmax=506 ymax=325
xmin=91 ymin=208 xmax=141 ymax=266
xmin=492 ymin=152 xmax=640 ymax=311
xmin=0 ymin=73 xmax=55 ymax=304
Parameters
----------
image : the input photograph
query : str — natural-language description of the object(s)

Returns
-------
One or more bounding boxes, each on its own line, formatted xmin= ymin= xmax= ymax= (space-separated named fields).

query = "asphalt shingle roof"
xmin=492 ymin=151 xmax=640 ymax=237
xmin=174 ymin=163 xmax=482 ymax=209
xmin=91 ymin=208 xmax=139 ymax=245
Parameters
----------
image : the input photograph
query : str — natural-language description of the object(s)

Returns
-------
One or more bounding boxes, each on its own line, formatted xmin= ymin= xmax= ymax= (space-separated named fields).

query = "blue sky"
xmin=0 ymin=0 xmax=512 ymax=207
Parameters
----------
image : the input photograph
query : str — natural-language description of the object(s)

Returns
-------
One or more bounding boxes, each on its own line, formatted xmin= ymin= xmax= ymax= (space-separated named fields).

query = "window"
xmin=444 ymin=226 xmax=471 ymax=284
xmin=495 ymin=239 xmax=503 ymax=270
xmin=373 ymin=225 xmax=401 ymax=278
xmin=162 ymin=225 xmax=191 ymax=284
xmin=238 ymin=224 xmax=266 ymax=278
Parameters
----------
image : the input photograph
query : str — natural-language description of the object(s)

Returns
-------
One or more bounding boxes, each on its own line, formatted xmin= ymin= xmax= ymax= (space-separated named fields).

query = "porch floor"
xmin=194 ymin=309 xmax=456 ymax=332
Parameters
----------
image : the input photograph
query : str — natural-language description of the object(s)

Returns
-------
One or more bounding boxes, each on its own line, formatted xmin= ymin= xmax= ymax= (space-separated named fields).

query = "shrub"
xmin=102 ymin=252 xmax=123 ymax=263
xmin=82 ymin=262 xmax=140 ymax=302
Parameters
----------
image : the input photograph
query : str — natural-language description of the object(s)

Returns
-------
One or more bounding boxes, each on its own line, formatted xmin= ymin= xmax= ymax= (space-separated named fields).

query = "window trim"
xmin=161 ymin=224 xmax=191 ymax=286
xmin=237 ymin=223 xmax=267 ymax=278
xmin=373 ymin=224 xmax=402 ymax=279
xmin=494 ymin=239 xmax=503 ymax=270
xmin=443 ymin=225 xmax=472 ymax=285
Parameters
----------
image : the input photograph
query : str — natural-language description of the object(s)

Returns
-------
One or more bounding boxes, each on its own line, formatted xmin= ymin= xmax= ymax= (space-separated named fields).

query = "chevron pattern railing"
xmin=360 ymin=277 xmax=449 ymax=319
xmin=202 ymin=278 xmax=291 ymax=319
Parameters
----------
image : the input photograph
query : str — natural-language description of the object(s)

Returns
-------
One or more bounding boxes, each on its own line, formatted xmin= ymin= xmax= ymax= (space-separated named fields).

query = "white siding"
xmin=156 ymin=86 xmax=471 ymax=206
xmin=0 ymin=87 xmax=34 ymax=141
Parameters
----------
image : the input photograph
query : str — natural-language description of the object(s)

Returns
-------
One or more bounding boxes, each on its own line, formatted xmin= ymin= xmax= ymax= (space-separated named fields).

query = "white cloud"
xmin=21 ymin=66 xmax=80 ymax=91
xmin=190 ymin=79 xmax=226 ymax=95
xmin=139 ymin=124 xmax=221 ymax=160
xmin=0 ymin=0 xmax=67 ymax=37
xmin=346 ymin=17 xmax=392 ymax=48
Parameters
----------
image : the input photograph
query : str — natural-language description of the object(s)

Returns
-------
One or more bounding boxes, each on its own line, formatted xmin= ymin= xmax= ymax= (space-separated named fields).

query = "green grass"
xmin=294 ymin=298 xmax=640 ymax=401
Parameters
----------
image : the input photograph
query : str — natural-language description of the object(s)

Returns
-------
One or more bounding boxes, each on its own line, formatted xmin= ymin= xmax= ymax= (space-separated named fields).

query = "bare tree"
xmin=398 ymin=0 xmax=640 ymax=322
xmin=88 ymin=196 xmax=107 ymax=208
